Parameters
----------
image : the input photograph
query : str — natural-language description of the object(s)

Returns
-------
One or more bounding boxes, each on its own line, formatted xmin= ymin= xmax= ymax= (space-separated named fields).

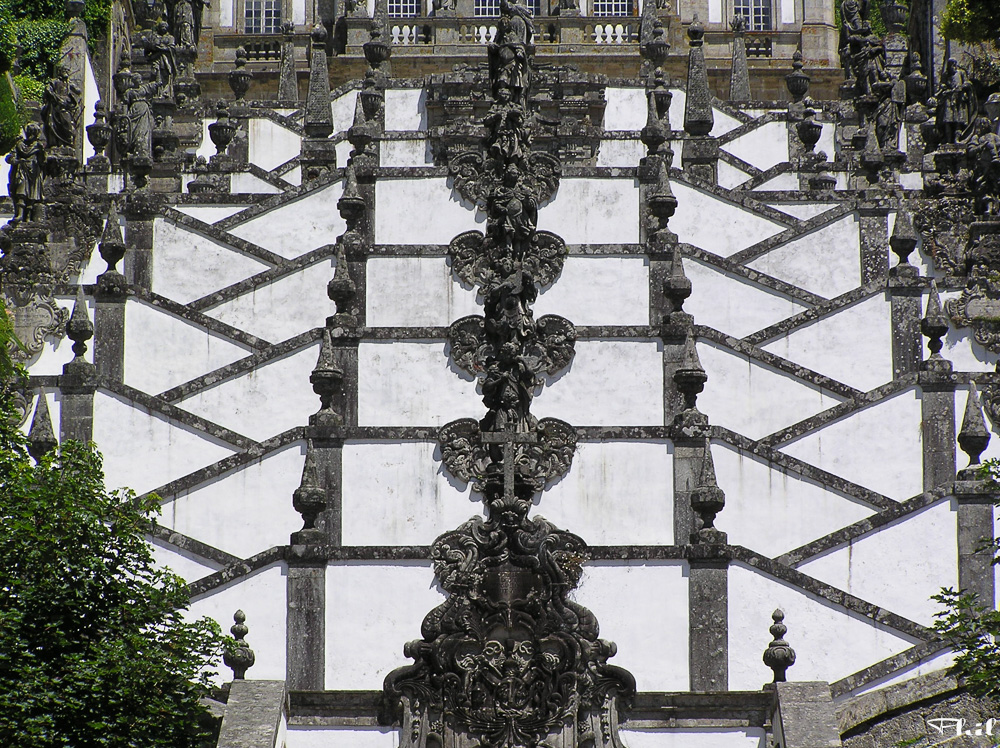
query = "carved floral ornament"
xmin=382 ymin=2 xmax=634 ymax=747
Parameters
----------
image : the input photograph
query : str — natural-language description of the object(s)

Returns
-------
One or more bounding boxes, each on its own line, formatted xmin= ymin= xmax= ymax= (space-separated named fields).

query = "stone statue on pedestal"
xmin=5 ymin=124 xmax=46 ymax=224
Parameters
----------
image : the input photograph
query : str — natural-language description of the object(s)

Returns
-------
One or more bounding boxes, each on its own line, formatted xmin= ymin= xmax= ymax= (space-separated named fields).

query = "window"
xmin=734 ymin=0 xmax=771 ymax=30
xmin=474 ymin=0 xmax=539 ymax=18
xmin=389 ymin=0 xmax=420 ymax=17
xmin=591 ymin=0 xmax=632 ymax=16
xmin=245 ymin=0 xmax=281 ymax=33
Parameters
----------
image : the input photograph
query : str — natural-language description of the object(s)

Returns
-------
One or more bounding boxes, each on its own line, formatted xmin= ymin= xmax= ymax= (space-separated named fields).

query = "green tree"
xmin=0 ymin=360 xmax=228 ymax=746
xmin=942 ymin=0 xmax=1000 ymax=46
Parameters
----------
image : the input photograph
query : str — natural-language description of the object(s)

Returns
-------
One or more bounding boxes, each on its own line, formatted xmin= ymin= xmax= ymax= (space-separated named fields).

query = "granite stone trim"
xmin=101 ymin=379 xmax=257 ymax=450
xmin=245 ymin=161 xmax=297 ymax=191
xmin=713 ymin=111 xmax=786 ymax=147
xmin=187 ymin=245 xmax=337 ymax=311
xmin=728 ymin=546 xmax=933 ymax=641
xmin=149 ymin=522 xmax=241 ymax=567
xmin=717 ymin=149 xmax=764 ymax=182
xmin=713 ymin=427 xmax=898 ymax=510
xmin=131 ymin=288 xmax=268 ymax=350
xmin=759 ymin=379 xmax=914 ymax=448
xmin=245 ymin=105 xmax=307 ymax=136
xmin=828 ymin=641 xmax=952 ymax=699
xmin=141 ymin=427 xmax=305 ymax=501
xmin=368 ymin=243 xmax=652 ymax=256
xmin=696 ymin=326 xmax=860 ymax=399
xmin=186 ymin=547 xmax=287 ymax=599
xmin=726 ymin=203 xmax=856 ymax=267
xmin=161 ymin=208 xmax=289 ymax=268
xmin=272 ymin=157 xmax=302 ymax=179
xmin=158 ymin=329 xmax=323 ymax=403
xmin=775 ymin=487 xmax=952 ymax=567
xmin=213 ymin=169 xmax=345 ymax=231
xmin=743 ymin=284 xmax=886 ymax=347
xmin=670 ymin=170 xmax=797 ymax=228
xmin=739 ymin=161 xmax=797 ymax=192
xmin=836 ymin=667 xmax=959 ymax=733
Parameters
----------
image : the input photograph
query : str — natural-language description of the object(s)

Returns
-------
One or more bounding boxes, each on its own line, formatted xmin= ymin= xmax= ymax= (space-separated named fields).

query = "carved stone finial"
xmin=208 ymin=99 xmax=238 ymax=155
xmin=664 ymin=245 xmax=692 ymax=315
xmin=674 ymin=333 xmax=707 ymax=411
xmin=310 ymin=329 xmax=344 ymax=425
xmin=229 ymin=47 xmax=253 ymax=100
xmin=762 ymin=609 xmax=796 ymax=684
xmin=99 ymin=202 xmax=126 ymax=273
xmin=27 ymin=394 xmax=57 ymax=462
xmin=691 ymin=440 xmax=726 ymax=543
xmin=304 ymin=25 xmax=334 ymax=146
xmin=959 ymin=383 xmax=991 ymax=467
xmin=921 ymin=281 xmax=949 ymax=364
xmin=292 ymin=441 xmax=326 ymax=542
xmin=785 ymin=49 xmax=810 ymax=102
xmin=223 ymin=610 xmax=256 ymax=680
xmin=889 ymin=208 xmax=919 ymax=266
xmin=66 ymin=287 xmax=93 ymax=360
xmin=684 ymin=15 xmax=714 ymax=137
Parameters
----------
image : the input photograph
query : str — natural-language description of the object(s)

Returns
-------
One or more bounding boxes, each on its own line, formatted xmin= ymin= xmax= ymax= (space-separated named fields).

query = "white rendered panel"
xmin=751 ymin=172 xmax=801 ymax=190
xmin=205 ymin=257 xmax=335 ymax=343
xmin=533 ymin=256 xmax=649 ymax=325
xmin=149 ymin=539 xmax=223 ymax=583
xmin=798 ymin=500 xmax=959 ymax=626
xmin=761 ymin=293 xmax=894 ymax=393
xmin=93 ymin=389 xmax=238 ymax=495
xmin=82 ymin=55 xmax=100 ymax=160
xmin=178 ymin=342 xmax=320 ymax=442
xmin=533 ymin=340 xmax=663 ymax=426
xmin=747 ymin=213 xmax=862 ymax=299
xmin=537 ymin=440 xmax=673 ymax=544
xmin=728 ymin=562 xmax=920 ymax=691
xmin=189 ymin=564 xmax=288 ymax=681
xmin=292 ymin=0 xmax=305 ymax=24
xmin=722 ymin=121 xmax=789 ymax=171
xmin=288 ymin=727 xmax=398 ymax=748
xmin=537 ymin=178 xmax=639 ymax=244
xmin=230 ymin=172 xmax=284 ymax=193
xmin=623 ymin=729 xmax=765 ymax=748
xmin=717 ymin=160 xmax=750 ymax=190
xmin=781 ymin=0 xmax=794 ymax=23
xmin=708 ymin=0 xmax=722 ymax=22
xmin=596 ymin=138 xmax=647 ymax=167
xmin=228 ymin=180 xmax=347 ymax=258
xmin=357 ymin=341 xmax=481 ymax=426
xmin=380 ymin=139 xmax=431 ymax=166
xmin=385 ymin=88 xmax=426 ymax=131
xmin=712 ymin=441 xmax=874 ymax=557
xmin=573 ymin=561 xmax=689 ymax=691
xmin=326 ymin=562 xmax=445 ymax=688
xmin=124 ymin=299 xmax=251 ymax=395
xmin=671 ymin=182 xmax=785 ymax=256
xmin=160 ymin=441 xmax=306 ymax=557
xmin=173 ymin=205 xmax=250 ymax=223
xmin=366 ymin=257 xmax=481 ymax=327
xmin=248 ymin=118 xmax=302 ymax=171
xmin=765 ymin=202 xmax=838 ymax=221
xmin=333 ymin=90 xmax=360 ymax=137
xmin=341 ymin=441 xmax=481 ymax=545
xmin=152 ymin=218 xmax=271 ymax=304
xmin=684 ymin=257 xmax=806 ymax=338
xmin=780 ymin=387 xmax=923 ymax=501
xmin=375 ymin=178 xmax=480 ymax=244
xmin=697 ymin=340 xmax=844 ymax=441
xmin=603 ymin=88 xmax=647 ymax=131
xmin=219 ymin=0 xmax=233 ymax=27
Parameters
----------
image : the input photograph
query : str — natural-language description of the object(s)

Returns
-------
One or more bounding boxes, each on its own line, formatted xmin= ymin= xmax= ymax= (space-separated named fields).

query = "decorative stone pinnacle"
xmin=27 ymin=394 xmax=57 ymax=462
xmin=687 ymin=14 xmax=705 ymax=46
xmin=674 ymin=333 xmax=707 ymax=410
xmin=664 ymin=245 xmax=692 ymax=313
xmin=305 ymin=25 xmax=334 ymax=138
xmin=310 ymin=328 xmax=344 ymax=423
xmin=959 ymin=383 xmax=991 ymax=467
xmin=223 ymin=610 xmax=256 ymax=680
xmin=785 ymin=49 xmax=810 ymax=102
xmin=683 ymin=14 xmax=713 ymax=137
xmin=921 ymin=282 xmax=949 ymax=360
xmin=229 ymin=47 xmax=253 ymax=100
xmin=889 ymin=208 xmax=919 ymax=266
xmin=762 ymin=609 xmax=796 ymax=684
xmin=99 ymin=202 xmax=126 ymax=274
xmin=691 ymin=440 xmax=726 ymax=543
xmin=66 ymin=287 xmax=94 ymax=360
xmin=292 ymin=440 xmax=326 ymax=541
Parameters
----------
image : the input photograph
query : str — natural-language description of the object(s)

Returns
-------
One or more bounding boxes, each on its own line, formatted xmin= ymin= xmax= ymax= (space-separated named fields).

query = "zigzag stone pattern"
xmin=4 ymin=3 xmax=1000 ymax=743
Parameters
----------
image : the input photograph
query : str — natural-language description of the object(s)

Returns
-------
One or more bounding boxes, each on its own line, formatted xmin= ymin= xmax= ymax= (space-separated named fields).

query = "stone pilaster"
xmin=688 ymin=546 xmax=728 ymax=691
xmin=60 ymin=289 xmax=98 ymax=443
xmin=919 ymin=284 xmax=956 ymax=492
xmin=682 ymin=16 xmax=718 ymax=185
xmin=888 ymin=209 xmax=922 ymax=378
xmin=123 ymin=194 xmax=158 ymax=291
xmin=858 ymin=200 xmax=890 ymax=285
xmin=286 ymin=554 xmax=327 ymax=690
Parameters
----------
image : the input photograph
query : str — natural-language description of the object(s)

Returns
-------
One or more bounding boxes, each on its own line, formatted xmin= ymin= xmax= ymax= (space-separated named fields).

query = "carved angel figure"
xmin=484 ymin=86 xmax=526 ymax=165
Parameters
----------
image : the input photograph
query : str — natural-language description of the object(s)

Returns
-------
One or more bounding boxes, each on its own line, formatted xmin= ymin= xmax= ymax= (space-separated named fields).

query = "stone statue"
xmin=148 ymin=20 xmax=178 ymax=99
xmin=972 ymin=117 xmax=1000 ymax=216
xmin=488 ymin=163 xmax=537 ymax=260
xmin=488 ymin=0 xmax=534 ymax=105
xmin=6 ymin=124 xmax=46 ymax=223
xmin=170 ymin=0 xmax=197 ymax=47
xmin=41 ymin=68 xmax=82 ymax=149
xmin=934 ymin=58 xmax=975 ymax=144
xmin=838 ymin=0 xmax=867 ymax=72
xmin=484 ymin=85 xmax=526 ymax=164
xmin=118 ymin=72 xmax=159 ymax=162
xmin=845 ymin=22 xmax=887 ymax=95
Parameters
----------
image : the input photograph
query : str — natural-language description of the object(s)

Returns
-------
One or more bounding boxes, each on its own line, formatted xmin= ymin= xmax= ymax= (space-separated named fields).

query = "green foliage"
xmin=833 ymin=0 xmax=890 ymax=40
xmin=0 ymin=382 xmax=228 ymax=747
xmin=977 ymin=457 xmax=1000 ymax=489
xmin=12 ymin=18 xmax=69 ymax=82
xmin=0 ymin=73 xmax=22 ymax=154
xmin=933 ymin=589 xmax=1000 ymax=703
xmin=12 ymin=74 xmax=43 ymax=103
xmin=942 ymin=0 xmax=1000 ymax=45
